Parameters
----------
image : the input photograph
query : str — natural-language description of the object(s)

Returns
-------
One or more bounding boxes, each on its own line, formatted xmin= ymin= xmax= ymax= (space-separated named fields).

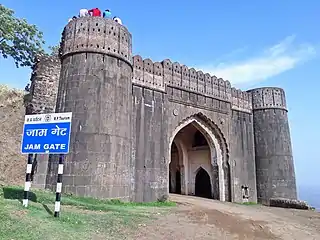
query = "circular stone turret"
xmin=248 ymin=87 xmax=297 ymax=204
xmin=52 ymin=17 xmax=133 ymax=200
xmin=250 ymin=87 xmax=287 ymax=111
xmin=61 ymin=16 xmax=132 ymax=65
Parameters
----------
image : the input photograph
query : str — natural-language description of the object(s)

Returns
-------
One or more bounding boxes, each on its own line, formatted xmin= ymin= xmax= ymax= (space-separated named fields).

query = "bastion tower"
xmin=249 ymin=88 xmax=297 ymax=204
xmin=53 ymin=17 xmax=133 ymax=199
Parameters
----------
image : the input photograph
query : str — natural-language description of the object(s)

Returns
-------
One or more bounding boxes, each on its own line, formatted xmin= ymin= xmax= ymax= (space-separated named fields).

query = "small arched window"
xmin=192 ymin=130 xmax=208 ymax=147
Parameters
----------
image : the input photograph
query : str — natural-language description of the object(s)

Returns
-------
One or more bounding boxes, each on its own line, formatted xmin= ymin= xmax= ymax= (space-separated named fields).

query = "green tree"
xmin=48 ymin=45 xmax=60 ymax=56
xmin=0 ymin=4 xmax=45 ymax=67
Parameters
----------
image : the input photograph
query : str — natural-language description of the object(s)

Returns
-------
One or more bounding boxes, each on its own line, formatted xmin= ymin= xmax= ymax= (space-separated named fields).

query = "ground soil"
xmin=133 ymin=194 xmax=320 ymax=240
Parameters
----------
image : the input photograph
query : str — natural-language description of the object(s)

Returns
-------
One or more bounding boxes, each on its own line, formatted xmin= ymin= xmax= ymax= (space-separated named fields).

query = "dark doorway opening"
xmin=192 ymin=130 xmax=208 ymax=147
xmin=195 ymin=167 xmax=212 ymax=198
xmin=175 ymin=171 xmax=181 ymax=194
xmin=169 ymin=170 xmax=181 ymax=194
xmin=169 ymin=172 xmax=172 ymax=193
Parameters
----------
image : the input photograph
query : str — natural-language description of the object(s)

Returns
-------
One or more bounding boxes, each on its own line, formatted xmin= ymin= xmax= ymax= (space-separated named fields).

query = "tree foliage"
xmin=0 ymin=4 xmax=45 ymax=68
xmin=48 ymin=45 xmax=60 ymax=56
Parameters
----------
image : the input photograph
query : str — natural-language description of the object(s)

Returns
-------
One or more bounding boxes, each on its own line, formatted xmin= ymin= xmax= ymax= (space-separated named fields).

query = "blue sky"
xmin=1 ymin=1 xmax=319 ymax=191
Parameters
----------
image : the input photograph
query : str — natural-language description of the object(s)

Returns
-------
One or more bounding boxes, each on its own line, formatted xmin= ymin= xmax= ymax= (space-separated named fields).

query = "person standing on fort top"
xmin=103 ymin=9 xmax=112 ymax=19
xmin=88 ymin=8 xmax=101 ymax=17
xmin=113 ymin=17 xmax=122 ymax=25
xmin=68 ymin=16 xmax=77 ymax=22
xmin=79 ymin=9 xmax=89 ymax=17
xmin=113 ymin=16 xmax=122 ymax=25
xmin=24 ymin=83 xmax=30 ymax=92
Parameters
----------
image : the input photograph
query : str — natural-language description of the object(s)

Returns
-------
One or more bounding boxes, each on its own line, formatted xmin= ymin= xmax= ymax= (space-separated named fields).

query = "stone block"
xmin=269 ymin=198 xmax=311 ymax=210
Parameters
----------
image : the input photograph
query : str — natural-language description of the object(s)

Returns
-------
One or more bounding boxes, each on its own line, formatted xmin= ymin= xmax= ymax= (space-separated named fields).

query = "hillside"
xmin=0 ymin=85 xmax=26 ymax=186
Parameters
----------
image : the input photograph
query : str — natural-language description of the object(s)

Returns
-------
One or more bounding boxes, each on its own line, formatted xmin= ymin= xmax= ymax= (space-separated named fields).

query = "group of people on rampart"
xmin=68 ymin=8 xmax=122 ymax=25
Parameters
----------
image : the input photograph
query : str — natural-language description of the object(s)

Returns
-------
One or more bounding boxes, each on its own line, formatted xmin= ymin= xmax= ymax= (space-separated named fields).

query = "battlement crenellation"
xmin=248 ymin=87 xmax=287 ymax=111
xmin=132 ymin=55 xmax=252 ymax=113
xmin=61 ymin=17 xmax=132 ymax=65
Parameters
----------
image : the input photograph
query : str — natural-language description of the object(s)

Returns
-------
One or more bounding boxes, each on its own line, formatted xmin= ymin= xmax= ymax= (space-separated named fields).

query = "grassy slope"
xmin=0 ymin=186 xmax=175 ymax=240
xmin=0 ymin=85 xmax=26 ymax=186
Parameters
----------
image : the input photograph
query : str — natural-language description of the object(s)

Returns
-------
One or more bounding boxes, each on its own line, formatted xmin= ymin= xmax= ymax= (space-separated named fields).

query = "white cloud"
xmin=198 ymin=35 xmax=317 ymax=86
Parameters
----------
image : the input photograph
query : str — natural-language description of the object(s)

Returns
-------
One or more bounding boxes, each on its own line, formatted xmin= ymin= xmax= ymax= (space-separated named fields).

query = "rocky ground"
xmin=134 ymin=194 xmax=320 ymax=240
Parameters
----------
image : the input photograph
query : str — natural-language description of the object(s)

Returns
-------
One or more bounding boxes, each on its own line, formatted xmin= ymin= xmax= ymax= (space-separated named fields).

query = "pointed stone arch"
xmin=168 ymin=112 xmax=230 ymax=201
xmin=194 ymin=167 xmax=212 ymax=198
xmin=172 ymin=138 xmax=188 ymax=194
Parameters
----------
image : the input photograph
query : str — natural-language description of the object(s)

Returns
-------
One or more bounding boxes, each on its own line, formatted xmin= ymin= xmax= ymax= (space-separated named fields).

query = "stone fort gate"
xmin=27 ymin=17 xmax=297 ymax=204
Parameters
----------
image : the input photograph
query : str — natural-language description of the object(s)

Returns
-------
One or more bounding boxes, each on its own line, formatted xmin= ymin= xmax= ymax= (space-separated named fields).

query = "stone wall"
xmin=249 ymin=87 xmax=297 ymax=204
xmin=132 ymin=55 xmax=252 ymax=114
xmin=26 ymin=55 xmax=60 ymax=114
xmin=26 ymin=54 xmax=61 ymax=189
xmin=229 ymin=110 xmax=257 ymax=203
xmin=131 ymin=86 xmax=168 ymax=202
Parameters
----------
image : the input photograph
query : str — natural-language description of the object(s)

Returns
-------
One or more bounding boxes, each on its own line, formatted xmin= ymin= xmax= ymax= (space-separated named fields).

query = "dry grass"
xmin=0 ymin=84 xmax=26 ymax=186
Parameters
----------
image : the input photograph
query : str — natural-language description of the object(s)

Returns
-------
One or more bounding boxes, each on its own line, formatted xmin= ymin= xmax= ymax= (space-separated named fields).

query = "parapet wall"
xmin=132 ymin=55 xmax=252 ymax=113
xmin=249 ymin=87 xmax=287 ymax=111
xmin=61 ymin=17 xmax=132 ymax=65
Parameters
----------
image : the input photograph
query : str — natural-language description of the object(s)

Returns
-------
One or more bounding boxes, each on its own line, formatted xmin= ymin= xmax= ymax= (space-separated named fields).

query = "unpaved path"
xmin=132 ymin=194 xmax=320 ymax=240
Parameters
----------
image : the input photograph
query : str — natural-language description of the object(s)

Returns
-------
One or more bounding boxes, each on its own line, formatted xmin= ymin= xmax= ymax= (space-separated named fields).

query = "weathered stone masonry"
xmin=27 ymin=17 xmax=297 ymax=204
xmin=25 ymin=55 xmax=61 ymax=188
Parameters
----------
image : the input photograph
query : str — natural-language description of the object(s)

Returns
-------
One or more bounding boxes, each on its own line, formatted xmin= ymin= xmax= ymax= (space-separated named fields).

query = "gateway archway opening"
xmin=195 ymin=167 xmax=212 ymax=198
xmin=169 ymin=122 xmax=217 ymax=199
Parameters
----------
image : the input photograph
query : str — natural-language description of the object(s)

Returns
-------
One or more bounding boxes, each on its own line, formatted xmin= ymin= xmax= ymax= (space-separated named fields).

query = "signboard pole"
xmin=21 ymin=112 xmax=72 ymax=216
xmin=23 ymin=153 xmax=34 ymax=207
xmin=54 ymin=154 xmax=64 ymax=217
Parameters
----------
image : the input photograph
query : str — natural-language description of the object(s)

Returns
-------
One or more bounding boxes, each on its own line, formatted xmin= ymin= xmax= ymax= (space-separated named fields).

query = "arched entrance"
xmin=168 ymin=114 xmax=231 ymax=202
xmin=195 ymin=167 xmax=212 ymax=198
xmin=169 ymin=142 xmax=183 ymax=194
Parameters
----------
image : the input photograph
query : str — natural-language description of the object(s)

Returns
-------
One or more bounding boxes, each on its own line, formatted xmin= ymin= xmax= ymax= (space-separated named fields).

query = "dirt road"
xmin=133 ymin=194 xmax=320 ymax=240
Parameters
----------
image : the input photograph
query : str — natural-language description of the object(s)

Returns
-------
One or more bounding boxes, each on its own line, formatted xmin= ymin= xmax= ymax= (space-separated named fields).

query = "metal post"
xmin=23 ymin=154 xmax=34 ymax=207
xmin=54 ymin=154 xmax=64 ymax=217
